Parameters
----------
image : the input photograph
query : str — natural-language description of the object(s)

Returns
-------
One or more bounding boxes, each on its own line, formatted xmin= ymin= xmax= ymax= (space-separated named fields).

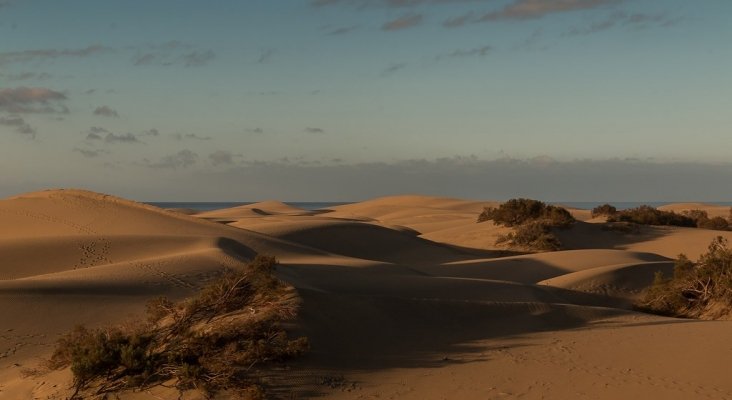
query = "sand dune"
xmin=2 ymin=190 xmax=732 ymax=399
xmin=659 ymin=202 xmax=731 ymax=219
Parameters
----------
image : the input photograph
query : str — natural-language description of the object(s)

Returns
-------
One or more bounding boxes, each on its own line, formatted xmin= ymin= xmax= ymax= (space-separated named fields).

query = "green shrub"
xmin=478 ymin=198 xmax=575 ymax=228
xmin=496 ymin=221 xmax=563 ymax=251
xmin=698 ymin=216 xmax=730 ymax=231
xmin=591 ymin=204 xmax=617 ymax=218
xmin=639 ymin=237 xmax=732 ymax=319
xmin=48 ymin=255 xmax=308 ymax=399
xmin=608 ymin=205 xmax=695 ymax=227
xmin=480 ymin=198 xmax=574 ymax=251
xmin=680 ymin=209 xmax=730 ymax=231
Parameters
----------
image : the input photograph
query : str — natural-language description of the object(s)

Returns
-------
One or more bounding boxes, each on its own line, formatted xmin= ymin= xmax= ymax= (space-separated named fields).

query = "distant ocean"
xmin=146 ymin=202 xmax=352 ymax=212
xmin=146 ymin=201 xmax=732 ymax=212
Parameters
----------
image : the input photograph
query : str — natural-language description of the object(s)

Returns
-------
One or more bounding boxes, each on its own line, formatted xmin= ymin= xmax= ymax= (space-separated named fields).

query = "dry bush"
xmin=591 ymin=204 xmax=617 ymax=218
xmin=639 ymin=237 xmax=732 ymax=319
xmin=601 ymin=221 xmax=640 ymax=234
xmin=48 ymin=255 xmax=308 ymax=399
xmin=608 ymin=205 xmax=695 ymax=227
xmin=481 ymin=198 xmax=574 ymax=251
xmin=681 ymin=209 xmax=730 ymax=231
xmin=496 ymin=221 xmax=563 ymax=251
xmin=478 ymin=198 xmax=574 ymax=228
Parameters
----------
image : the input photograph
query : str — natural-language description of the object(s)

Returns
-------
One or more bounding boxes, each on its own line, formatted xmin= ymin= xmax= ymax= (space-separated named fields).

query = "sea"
xmin=146 ymin=201 xmax=732 ymax=212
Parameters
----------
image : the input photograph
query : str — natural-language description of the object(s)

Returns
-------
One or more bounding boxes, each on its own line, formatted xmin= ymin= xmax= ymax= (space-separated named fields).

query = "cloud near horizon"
xmin=382 ymin=14 xmax=423 ymax=31
xmin=480 ymin=0 xmax=620 ymax=21
xmin=304 ymin=127 xmax=326 ymax=134
xmin=132 ymin=42 xmax=215 ymax=67
xmin=93 ymin=105 xmax=119 ymax=118
xmin=74 ymin=147 xmax=110 ymax=158
xmin=177 ymin=157 xmax=732 ymax=202
xmin=0 ymin=87 xmax=68 ymax=114
xmin=313 ymin=0 xmax=489 ymax=8
xmin=0 ymin=45 xmax=108 ymax=66
xmin=565 ymin=11 xmax=682 ymax=35
xmin=105 ymin=132 xmax=141 ymax=144
xmin=146 ymin=149 xmax=199 ymax=169
xmin=437 ymin=45 xmax=492 ymax=60
xmin=0 ymin=115 xmax=36 ymax=137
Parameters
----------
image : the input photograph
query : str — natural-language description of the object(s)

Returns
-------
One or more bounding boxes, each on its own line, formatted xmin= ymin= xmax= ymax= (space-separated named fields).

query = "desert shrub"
xmin=591 ymin=204 xmax=617 ymax=218
xmin=478 ymin=198 xmax=574 ymax=228
xmin=639 ymin=237 xmax=732 ymax=319
xmin=608 ymin=205 xmax=695 ymax=227
xmin=681 ymin=209 xmax=708 ymax=223
xmin=481 ymin=199 xmax=574 ymax=251
xmin=698 ymin=216 xmax=730 ymax=231
xmin=48 ymin=255 xmax=308 ymax=399
xmin=680 ymin=209 xmax=729 ymax=231
xmin=496 ymin=221 xmax=562 ymax=251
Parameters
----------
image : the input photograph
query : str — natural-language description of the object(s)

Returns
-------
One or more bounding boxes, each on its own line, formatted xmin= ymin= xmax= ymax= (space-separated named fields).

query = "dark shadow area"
xmin=414 ymin=258 xmax=572 ymax=284
xmin=556 ymin=221 xmax=677 ymax=250
xmin=215 ymin=236 xmax=258 ymax=261
xmin=269 ymin=259 xmax=700 ymax=398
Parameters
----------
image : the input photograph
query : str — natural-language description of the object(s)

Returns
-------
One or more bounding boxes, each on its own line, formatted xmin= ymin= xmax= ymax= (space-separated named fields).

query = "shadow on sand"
xmin=265 ymin=259 xmax=689 ymax=399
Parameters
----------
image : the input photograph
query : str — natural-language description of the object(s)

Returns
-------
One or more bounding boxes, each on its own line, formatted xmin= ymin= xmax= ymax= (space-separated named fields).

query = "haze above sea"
xmin=146 ymin=201 xmax=732 ymax=212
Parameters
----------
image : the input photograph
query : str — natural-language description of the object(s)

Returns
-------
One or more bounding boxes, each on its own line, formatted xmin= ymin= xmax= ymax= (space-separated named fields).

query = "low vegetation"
xmin=607 ymin=205 xmax=695 ymax=227
xmin=478 ymin=198 xmax=574 ymax=228
xmin=639 ymin=237 xmax=732 ymax=319
xmin=591 ymin=203 xmax=617 ymax=218
xmin=47 ymin=255 xmax=308 ymax=399
xmin=681 ymin=209 xmax=730 ymax=231
xmin=479 ymin=198 xmax=575 ymax=251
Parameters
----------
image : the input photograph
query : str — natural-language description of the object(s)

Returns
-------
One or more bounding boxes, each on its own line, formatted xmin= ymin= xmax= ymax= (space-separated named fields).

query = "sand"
xmin=2 ymin=189 xmax=732 ymax=399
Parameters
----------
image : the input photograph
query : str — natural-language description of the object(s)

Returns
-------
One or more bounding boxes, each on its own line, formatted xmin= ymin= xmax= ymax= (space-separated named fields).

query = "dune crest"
xmin=2 ymin=190 xmax=732 ymax=399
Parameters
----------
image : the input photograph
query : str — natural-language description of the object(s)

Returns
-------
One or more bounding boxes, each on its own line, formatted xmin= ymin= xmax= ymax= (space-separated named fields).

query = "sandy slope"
xmin=658 ymin=202 xmax=731 ymax=219
xmin=2 ymin=191 xmax=732 ymax=399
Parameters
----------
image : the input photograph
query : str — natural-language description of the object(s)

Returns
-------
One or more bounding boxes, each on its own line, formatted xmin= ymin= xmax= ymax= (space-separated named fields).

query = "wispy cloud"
xmin=382 ymin=14 xmax=423 ymax=31
xmin=74 ymin=148 xmax=110 ymax=158
xmin=146 ymin=149 xmax=198 ymax=169
xmin=0 ymin=72 xmax=53 ymax=81
xmin=85 ymin=126 xmax=109 ymax=140
xmin=257 ymin=48 xmax=275 ymax=64
xmin=380 ymin=62 xmax=407 ymax=76
xmin=480 ymin=0 xmax=620 ymax=21
xmin=0 ymin=45 xmax=109 ymax=66
xmin=443 ymin=12 xmax=474 ymax=28
xmin=105 ymin=132 xmax=142 ymax=144
xmin=313 ymin=0 xmax=490 ymax=8
xmin=132 ymin=41 xmax=215 ymax=67
xmin=326 ymin=26 xmax=359 ymax=35
xmin=181 ymin=50 xmax=215 ymax=67
xmin=0 ymin=115 xmax=36 ymax=138
xmin=93 ymin=105 xmax=119 ymax=118
xmin=437 ymin=45 xmax=492 ymax=60
xmin=304 ymin=127 xmax=326 ymax=134
xmin=0 ymin=87 xmax=68 ymax=114
xmin=209 ymin=150 xmax=242 ymax=166
xmin=141 ymin=128 xmax=160 ymax=136
xmin=566 ymin=11 xmax=683 ymax=36
xmin=172 ymin=133 xmax=212 ymax=141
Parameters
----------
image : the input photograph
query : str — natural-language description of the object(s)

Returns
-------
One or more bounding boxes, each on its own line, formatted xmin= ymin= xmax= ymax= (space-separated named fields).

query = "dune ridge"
xmin=1 ymin=190 xmax=732 ymax=399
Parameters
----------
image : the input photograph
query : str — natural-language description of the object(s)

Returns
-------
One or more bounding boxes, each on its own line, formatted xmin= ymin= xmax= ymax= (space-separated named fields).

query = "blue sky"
xmin=1 ymin=0 xmax=731 ymax=200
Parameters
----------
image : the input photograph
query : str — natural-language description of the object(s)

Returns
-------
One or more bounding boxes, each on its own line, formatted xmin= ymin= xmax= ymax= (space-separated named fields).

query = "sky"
xmin=1 ymin=0 xmax=731 ymax=201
